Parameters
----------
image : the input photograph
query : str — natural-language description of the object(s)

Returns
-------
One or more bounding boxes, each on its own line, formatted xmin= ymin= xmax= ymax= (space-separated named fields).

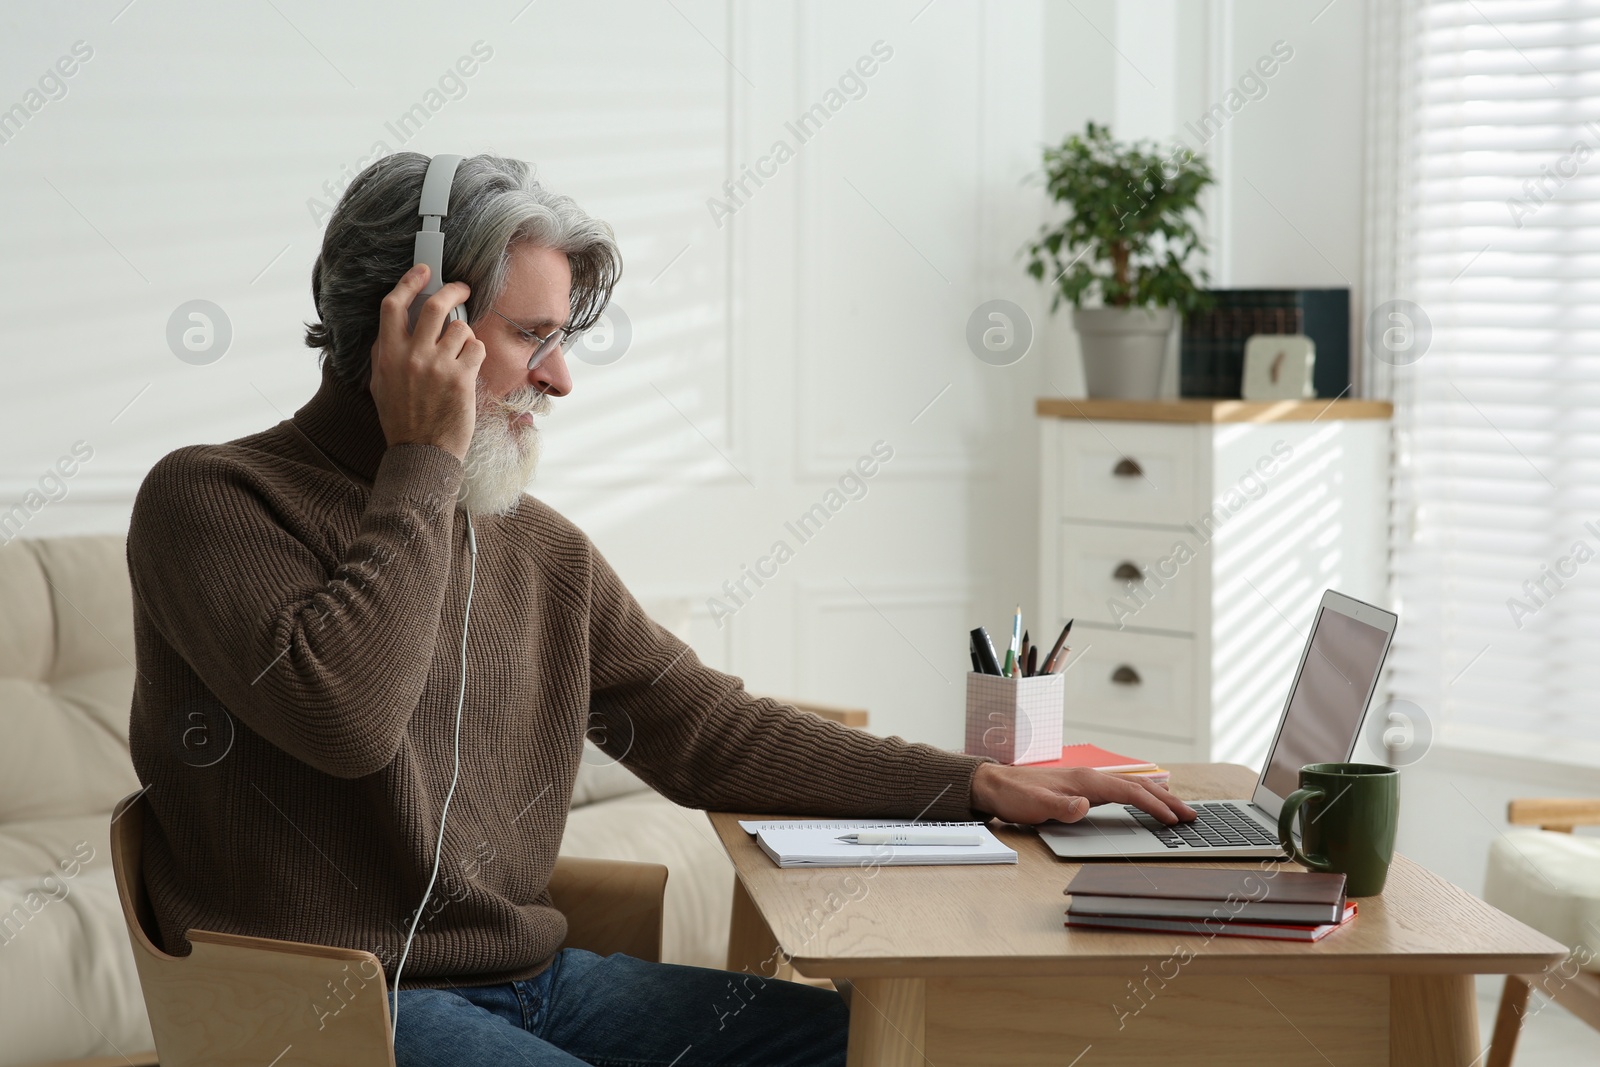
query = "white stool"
xmin=1484 ymin=800 xmax=1600 ymax=1067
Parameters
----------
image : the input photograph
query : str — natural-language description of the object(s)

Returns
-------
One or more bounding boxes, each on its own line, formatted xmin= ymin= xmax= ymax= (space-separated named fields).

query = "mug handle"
xmin=1277 ymin=787 xmax=1331 ymax=870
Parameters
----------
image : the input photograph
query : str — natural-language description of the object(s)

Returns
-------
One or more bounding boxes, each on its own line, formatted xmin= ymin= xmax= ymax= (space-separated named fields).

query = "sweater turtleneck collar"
xmin=289 ymin=361 xmax=389 ymax=484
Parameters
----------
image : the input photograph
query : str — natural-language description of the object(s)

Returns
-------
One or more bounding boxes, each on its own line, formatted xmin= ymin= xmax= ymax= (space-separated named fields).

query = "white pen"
xmin=835 ymin=831 xmax=983 ymax=846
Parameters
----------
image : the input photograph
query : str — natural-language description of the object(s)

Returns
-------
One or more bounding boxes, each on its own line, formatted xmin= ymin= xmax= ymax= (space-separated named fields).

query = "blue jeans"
xmin=392 ymin=948 xmax=848 ymax=1066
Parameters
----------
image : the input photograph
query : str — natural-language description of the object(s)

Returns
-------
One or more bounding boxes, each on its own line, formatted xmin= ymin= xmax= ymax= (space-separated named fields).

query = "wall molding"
xmin=796 ymin=578 xmax=972 ymax=692
xmin=791 ymin=2 xmax=984 ymax=482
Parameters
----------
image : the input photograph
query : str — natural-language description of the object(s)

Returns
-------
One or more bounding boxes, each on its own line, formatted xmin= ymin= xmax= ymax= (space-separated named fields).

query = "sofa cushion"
xmin=1484 ymin=828 xmax=1600 ymax=968
xmin=0 ymin=672 xmax=140 ymax=824
xmin=0 ymin=537 xmax=52 ymax=681
xmin=0 ymin=536 xmax=139 ymax=824
xmin=0 ymin=813 xmax=113 ymax=883
xmin=30 ymin=535 xmax=137 ymax=683
xmin=0 ymin=865 xmax=154 ymax=1066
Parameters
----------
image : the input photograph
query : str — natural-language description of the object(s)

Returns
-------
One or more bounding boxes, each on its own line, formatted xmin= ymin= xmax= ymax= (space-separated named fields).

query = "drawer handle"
xmin=1112 ymin=457 xmax=1143 ymax=478
xmin=1111 ymin=665 xmax=1142 ymax=686
xmin=1113 ymin=561 xmax=1143 ymax=582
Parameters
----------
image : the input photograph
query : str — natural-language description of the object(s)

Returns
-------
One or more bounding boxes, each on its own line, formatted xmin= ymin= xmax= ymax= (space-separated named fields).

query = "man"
xmin=126 ymin=153 xmax=1195 ymax=1066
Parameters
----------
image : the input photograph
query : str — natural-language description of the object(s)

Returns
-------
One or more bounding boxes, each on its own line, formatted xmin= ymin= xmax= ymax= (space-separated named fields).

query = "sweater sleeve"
xmin=582 ymin=538 xmax=993 ymax=820
xmin=127 ymin=443 xmax=465 ymax=778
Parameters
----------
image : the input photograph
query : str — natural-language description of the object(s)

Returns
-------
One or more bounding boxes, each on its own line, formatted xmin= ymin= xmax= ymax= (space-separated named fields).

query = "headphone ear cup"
xmin=404 ymin=293 xmax=465 ymax=336
xmin=406 ymin=290 xmax=427 ymax=334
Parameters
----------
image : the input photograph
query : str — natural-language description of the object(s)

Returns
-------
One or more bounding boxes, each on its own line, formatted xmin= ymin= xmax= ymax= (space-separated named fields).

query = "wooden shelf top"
xmin=1035 ymin=397 xmax=1393 ymax=423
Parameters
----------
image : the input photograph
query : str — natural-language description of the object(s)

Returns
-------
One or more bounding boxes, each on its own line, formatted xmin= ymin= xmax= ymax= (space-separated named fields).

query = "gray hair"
xmin=304 ymin=152 xmax=622 ymax=384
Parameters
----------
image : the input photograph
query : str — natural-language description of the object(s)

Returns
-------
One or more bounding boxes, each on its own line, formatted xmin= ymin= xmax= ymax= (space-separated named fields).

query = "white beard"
xmin=456 ymin=383 xmax=553 ymax=516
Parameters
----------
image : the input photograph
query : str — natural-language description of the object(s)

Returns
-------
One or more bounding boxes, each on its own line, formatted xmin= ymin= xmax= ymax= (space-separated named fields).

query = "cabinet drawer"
xmin=1058 ymin=523 xmax=1199 ymax=633
xmin=1060 ymin=628 xmax=1194 ymax=741
xmin=1058 ymin=422 xmax=1198 ymax=526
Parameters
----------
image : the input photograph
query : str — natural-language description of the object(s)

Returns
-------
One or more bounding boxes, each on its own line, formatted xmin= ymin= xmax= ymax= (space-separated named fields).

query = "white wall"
xmin=0 ymin=0 xmax=1054 ymax=752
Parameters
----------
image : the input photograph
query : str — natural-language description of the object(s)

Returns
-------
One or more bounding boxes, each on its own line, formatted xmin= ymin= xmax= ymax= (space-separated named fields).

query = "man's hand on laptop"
xmin=970 ymin=763 xmax=1198 ymax=826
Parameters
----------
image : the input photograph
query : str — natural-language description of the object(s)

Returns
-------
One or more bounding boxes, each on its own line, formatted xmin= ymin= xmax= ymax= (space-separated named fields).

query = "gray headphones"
xmin=406 ymin=153 xmax=468 ymax=334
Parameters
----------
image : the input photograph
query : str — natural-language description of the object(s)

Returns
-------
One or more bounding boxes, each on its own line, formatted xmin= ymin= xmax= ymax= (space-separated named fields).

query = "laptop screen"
xmin=1259 ymin=604 xmax=1393 ymax=800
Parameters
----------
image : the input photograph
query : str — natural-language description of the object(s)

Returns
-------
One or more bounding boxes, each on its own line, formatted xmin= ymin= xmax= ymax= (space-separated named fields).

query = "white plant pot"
xmin=1073 ymin=306 xmax=1177 ymax=399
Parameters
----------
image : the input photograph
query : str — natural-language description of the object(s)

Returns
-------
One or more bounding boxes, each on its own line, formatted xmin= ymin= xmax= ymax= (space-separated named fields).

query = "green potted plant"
xmin=1024 ymin=122 xmax=1214 ymax=398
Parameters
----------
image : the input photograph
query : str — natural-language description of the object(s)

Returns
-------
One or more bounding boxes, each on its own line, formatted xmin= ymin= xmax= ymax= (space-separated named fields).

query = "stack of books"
xmin=1063 ymin=865 xmax=1357 ymax=942
xmin=1024 ymin=743 xmax=1170 ymax=786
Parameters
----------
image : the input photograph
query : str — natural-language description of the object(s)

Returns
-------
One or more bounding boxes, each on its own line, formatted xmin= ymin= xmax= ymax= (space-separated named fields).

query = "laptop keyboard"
xmin=1124 ymin=802 xmax=1282 ymax=849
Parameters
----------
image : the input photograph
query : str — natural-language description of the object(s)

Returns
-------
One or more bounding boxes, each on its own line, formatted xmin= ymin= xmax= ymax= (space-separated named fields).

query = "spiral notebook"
xmin=738 ymin=819 xmax=1018 ymax=868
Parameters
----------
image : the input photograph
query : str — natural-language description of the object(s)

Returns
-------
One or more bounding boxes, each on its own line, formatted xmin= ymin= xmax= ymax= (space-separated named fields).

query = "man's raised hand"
xmin=368 ymin=263 xmax=485 ymax=462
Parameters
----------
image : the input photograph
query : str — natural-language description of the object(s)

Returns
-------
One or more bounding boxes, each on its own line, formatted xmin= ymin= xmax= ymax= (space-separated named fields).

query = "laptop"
xmin=1038 ymin=589 xmax=1397 ymax=860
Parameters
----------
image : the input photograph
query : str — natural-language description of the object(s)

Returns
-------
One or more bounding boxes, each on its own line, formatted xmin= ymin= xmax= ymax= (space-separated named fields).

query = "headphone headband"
xmin=417 ymin=153 xmax=464 ymax=221
xmin=408 ymin=154 xmax=467 ymax=332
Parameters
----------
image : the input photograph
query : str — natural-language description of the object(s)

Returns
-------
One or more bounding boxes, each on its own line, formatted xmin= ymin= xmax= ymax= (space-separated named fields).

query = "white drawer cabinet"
xmin=1037 ymin=399 xmax=1392 ymax=769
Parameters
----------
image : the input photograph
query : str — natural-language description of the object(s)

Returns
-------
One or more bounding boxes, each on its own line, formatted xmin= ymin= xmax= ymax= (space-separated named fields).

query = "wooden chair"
xmin=107 ymin=790 xmax=668 ymax=1067
xmin=1487 ymin=797 xmax=1600 ymax=1067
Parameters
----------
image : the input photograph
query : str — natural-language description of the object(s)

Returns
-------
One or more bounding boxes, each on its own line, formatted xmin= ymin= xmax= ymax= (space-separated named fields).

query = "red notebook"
xmin=1028 ymin=744 xmax=1166 ymax=780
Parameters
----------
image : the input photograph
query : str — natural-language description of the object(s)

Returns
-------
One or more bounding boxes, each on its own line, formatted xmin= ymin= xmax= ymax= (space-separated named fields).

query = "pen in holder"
xmin=964 ymin=671 xmax=1064 ymax=765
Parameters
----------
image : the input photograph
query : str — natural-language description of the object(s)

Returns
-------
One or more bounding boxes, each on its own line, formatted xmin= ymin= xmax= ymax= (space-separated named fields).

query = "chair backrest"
xmin=547 ymin=856 xmax=668 ymax=962
xmin=109 ymin=790 xmax=396 ymax=1067
xmin=109 ymin=789 xmax=668 ymax=1065
xmin=109 ymin=790 xmax=165 ymax=960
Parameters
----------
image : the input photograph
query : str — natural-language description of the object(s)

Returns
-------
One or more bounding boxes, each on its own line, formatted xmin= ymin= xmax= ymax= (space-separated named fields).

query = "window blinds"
xmin=1381 ymin=0 xmax=1600 ymax=762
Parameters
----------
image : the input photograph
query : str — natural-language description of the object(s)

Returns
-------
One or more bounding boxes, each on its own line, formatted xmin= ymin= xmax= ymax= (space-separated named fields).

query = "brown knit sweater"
xmin=125 ymin=363 xmax=991 ymax=990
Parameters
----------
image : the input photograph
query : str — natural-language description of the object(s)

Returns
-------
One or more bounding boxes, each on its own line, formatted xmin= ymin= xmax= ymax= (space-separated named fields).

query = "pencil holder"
xmin=964 ymin=671 xmax=1064 ymax=765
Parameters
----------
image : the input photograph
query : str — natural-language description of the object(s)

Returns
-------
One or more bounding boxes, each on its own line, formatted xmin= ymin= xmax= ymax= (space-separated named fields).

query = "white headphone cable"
xmin=390 ymin=511 xmax=477 ymax=1046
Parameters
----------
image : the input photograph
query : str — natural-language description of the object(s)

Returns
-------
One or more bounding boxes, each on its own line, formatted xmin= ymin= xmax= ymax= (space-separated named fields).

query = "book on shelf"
xmin=1179 ymin=288 xmax=1349 ymax=400
xmin=1066 ymin=901 xmax=1358 ymax=942
xmin=1064 ymin=864 xmax=1348 ymax=926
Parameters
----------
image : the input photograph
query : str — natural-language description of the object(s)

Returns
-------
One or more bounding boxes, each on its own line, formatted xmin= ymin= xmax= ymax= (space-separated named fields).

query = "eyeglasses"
xmin=488 ymin=308 xmax=579 ymax=371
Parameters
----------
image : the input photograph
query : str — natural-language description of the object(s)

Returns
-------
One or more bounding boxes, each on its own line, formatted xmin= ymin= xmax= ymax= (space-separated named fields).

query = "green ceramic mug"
xmin=1277 ymin=762 xmax=1399 ymax=897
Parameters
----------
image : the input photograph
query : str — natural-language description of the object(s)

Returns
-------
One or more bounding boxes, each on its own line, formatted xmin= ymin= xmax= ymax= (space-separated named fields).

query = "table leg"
xmin=726 ymin=876 xmax=790 ymax=980
xmin=846 ymin=977 xmax=926 ymax=1067
xmin=1486 ymin=976 xmax=1531 ymax=1067
xmin=1391 ymin=974 xmax=1479 ymax=1067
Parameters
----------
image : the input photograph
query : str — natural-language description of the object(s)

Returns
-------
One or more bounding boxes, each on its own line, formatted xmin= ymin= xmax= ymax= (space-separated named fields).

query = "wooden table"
xmin=709 ymin=763 xmax=1567 ymax=1067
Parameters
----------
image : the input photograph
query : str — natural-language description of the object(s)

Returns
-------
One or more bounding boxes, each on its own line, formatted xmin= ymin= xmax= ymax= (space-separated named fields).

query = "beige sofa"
xmin=0 ymin=534 xmax=741 ymax=1067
